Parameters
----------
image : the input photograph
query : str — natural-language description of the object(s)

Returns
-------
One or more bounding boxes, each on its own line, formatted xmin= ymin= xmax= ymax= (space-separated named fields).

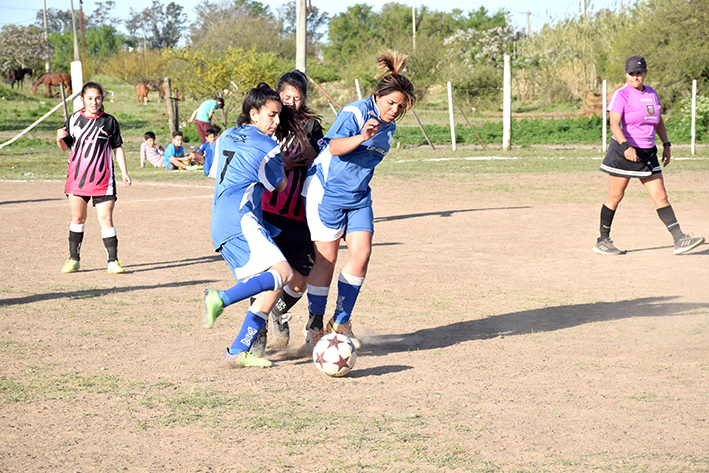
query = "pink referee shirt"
xmin=607 ymin=83 xmax=662 ymax=149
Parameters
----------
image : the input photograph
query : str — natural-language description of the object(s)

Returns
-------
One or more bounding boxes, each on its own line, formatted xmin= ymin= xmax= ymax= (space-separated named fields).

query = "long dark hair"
xmin=81 ymin=81 xmax=106 ymax=113
xmin=237 ymin=82 xmax=309 ymax=153
xmin=372 ymin=50 xmax=416 ymax=119
xmin=237 ymin=82 xmax=281 ymax=127
xmin=276 ymin=70 xmax=321 ymax=121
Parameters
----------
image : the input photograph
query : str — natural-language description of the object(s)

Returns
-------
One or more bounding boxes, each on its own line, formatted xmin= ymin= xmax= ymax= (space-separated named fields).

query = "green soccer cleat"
xmin=203 ymin=289 xmax=224 ymax=328
xmin=222 ymin=349 xmax=272 ymax=368
xmin=107 ymin=260 xmax=125 ymax=274
xmin=61 ymin=259 xmax=80 ymax=273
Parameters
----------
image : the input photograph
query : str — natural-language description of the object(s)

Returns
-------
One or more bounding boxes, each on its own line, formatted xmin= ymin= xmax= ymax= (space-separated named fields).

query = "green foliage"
xmin=395 ymin=116 xmax=605 ymax=146
xmin=100 ymin=49 xmax=167 ymax=84
xmin=49 ymin=26 xmax=126 ymax=74
xmin=607 ymin=0 xmax=709 ymax=110
xmin=665 ymin=95 xmax=709 ymax=142
xmin=164 ymin=46 xmax=288 ymax=101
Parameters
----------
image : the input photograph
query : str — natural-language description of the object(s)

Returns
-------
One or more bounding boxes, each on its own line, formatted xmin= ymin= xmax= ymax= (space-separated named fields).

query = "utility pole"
xmin=412 ymin=1 xmax=416 ymax=51
xmin=582 ymin=0 xmax=586 ymax=19
xmin=42 ymin=0 xmax=50 ymax=73
xmin=295 ymin=0 xmax=307 ymax=72
xmin=79 ymin=0 xmax=86 ymax=59
xmin=69 ymin=0 xmax=80 ymax=61
xmin=525 ymin=11 xmax=531 ymax=37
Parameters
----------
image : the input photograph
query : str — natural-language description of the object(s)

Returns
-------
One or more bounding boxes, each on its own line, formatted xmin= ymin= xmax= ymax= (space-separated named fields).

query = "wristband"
xmin=663 ymin=142 xmax=672 ymax=148
xmin=620 ymin=141 xmax=631 ymax=152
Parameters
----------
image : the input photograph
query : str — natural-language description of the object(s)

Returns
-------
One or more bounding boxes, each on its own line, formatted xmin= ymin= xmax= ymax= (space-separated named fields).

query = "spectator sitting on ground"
xmin=163 ymin=131 xmax=190 ymax=170
xmin=188 ymin=125 xmax=221 ymax=177
xmin=138 ymin=131 xmax=164 ymax=168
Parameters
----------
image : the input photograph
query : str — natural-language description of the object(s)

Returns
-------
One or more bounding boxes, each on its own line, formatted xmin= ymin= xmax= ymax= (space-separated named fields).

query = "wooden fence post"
xmin=164 ymin=77 xmax=178 ymax=134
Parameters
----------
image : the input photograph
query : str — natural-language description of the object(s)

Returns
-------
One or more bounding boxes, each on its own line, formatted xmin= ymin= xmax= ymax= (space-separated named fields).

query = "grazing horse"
xmin=136 ymin=83 xmax=149 ymax=105
xmin=31 ymin=73 xmax=72 ymax=98
xmin=136 ymin=79 xmax=166 ymax=104
xmin=7 ymin=68 xmax=33 ymax=89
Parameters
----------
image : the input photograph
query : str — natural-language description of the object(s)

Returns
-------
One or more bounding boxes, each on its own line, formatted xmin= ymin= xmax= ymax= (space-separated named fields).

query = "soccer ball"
xmin=313 ymin=333 xmax=357 ymax=377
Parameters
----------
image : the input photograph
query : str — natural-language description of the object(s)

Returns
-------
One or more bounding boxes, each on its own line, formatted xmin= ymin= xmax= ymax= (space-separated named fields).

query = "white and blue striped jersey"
xmin=211 ymin=125 xmax=285 ymax=251
xmin=305 ymin=96 xmax=396 ymax=209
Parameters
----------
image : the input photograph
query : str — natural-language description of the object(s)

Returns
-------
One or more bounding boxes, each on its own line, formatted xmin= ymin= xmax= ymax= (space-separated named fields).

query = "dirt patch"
xmin=1 ymin=171 xmax=708 ymax=471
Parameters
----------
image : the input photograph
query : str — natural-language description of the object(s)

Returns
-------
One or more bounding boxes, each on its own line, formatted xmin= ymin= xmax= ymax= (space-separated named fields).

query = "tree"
xmin=126 ymin=0 xmax=188 ymax=50
xmin=164 ymin=46 xmax=289 ymax=108
xmin=608 ymin=0 xmax=709 ymax=109
xmin=277 ymin=1 xmax=330 ymax=43
xmin=101 ymin=48 xmax=167 ymax=84
xmin=49 ymin=26 xmax=126 ymax=73
xmin=35 ymin=2 xmax=117 ymax=33
xmin=188 ymin=0 xmax=297 ymax=60
xmin=0 ymin=25 xmax=53 ymax=73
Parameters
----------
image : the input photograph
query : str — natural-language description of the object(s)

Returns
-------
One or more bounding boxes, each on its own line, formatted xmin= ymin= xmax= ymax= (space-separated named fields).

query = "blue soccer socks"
xmin=219 ymin=270 xmax=283 ymax=307
xmin=332 ymin=272 xmax=365 ymax=325
xmin=229 ymin=309 xmax=269 ymax=353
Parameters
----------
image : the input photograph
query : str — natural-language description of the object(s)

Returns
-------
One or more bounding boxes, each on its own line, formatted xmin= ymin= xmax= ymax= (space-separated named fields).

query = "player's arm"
xmin=114 ymin=147 xmax=132 ymax=187
xmin=187 ymin=108 xmax=198 ymax=123
xmin=656 ymin=116 xmax=671 ymax=166
xmin=328 ymin=118 xmax=380 ymax=156
xmin=56 ymin=127 xmax=70 ymax=151
xmin=608 ymin=111 xmax=638 ymax=162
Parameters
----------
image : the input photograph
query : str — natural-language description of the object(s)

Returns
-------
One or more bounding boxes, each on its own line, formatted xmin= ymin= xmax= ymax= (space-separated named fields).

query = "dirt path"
xmin=1 ymin=172 xmax=707 ymax=472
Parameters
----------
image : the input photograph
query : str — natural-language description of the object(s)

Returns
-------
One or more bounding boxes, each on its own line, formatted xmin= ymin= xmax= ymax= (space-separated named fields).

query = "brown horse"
xmin=31 ymin=73 xmax=72 ymax=98
xmin=7 ymin=68 xmax=33 ymax=89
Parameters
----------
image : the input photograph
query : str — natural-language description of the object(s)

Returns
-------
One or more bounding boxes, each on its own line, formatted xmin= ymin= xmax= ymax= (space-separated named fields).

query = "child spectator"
xmin=163 ymin=131 xmax=189 ymax=170
xmin=189 ymin=125 xmax=221 ymax=177
xmin=138 ymin=131 xmax=164 ymax=168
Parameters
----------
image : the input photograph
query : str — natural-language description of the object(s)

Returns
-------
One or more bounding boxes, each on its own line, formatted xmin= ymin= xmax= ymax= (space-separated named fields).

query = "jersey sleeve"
xmin=325 ymin=105 xmax=366 ymax=140
xmin=260 ymin=145 xmax=285 ymax=192
xmin=607 ymin=88 xmax=628 ymax=115
xmin=108 ymin=116 xmax=123 ymax=149
xmin=62 ymin=116 xmax=74 ymax=148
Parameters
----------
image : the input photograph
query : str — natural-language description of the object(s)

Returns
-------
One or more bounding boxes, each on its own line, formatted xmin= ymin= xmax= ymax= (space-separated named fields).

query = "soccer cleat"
xmin=326 ymin=318 xmax=361 ymax=349
xmin=592 ymin=237 xmax=625 ymax=255
xmin=251 ymin=325 xmax=267 ymax=357
xmin=203 ymin=289 xmax=224 ymax=328
xmin=107 ymin=260 xmax=125 ymax=274
xmin=222 ymin=348 xmax=272 ymax=368
xmin=270 ymin=312 xmax=291 ymax=349
xmin=61 ymin=259 xmax=80 ymax=273
xmin=674 ymin=234 xmax=705 ymax=255
xmin=304 ymin=327 xmax=326 ymax=351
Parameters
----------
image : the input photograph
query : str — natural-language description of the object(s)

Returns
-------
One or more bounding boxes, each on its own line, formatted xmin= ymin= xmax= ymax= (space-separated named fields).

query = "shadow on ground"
xmin=0 ymin=279 xmax=217 ymax=306
xmin=361 ymin=296 xmax=709 ymax=355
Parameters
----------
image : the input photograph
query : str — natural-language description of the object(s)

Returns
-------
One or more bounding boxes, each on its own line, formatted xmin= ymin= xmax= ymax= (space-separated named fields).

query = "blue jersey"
xmin=306 ymin=96 xmax=396 ymax=209
xmin=200 ymin=140 xmax=216 ymax=177
xmin=164 ymin=142 xmax=184 ymax=167
xmin=210 ymin=125 xmax=285 ymax=251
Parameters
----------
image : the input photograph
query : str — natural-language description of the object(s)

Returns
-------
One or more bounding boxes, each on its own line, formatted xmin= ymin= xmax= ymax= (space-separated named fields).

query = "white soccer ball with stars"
xmin=313 ymin=333 xmax=357 ymax=377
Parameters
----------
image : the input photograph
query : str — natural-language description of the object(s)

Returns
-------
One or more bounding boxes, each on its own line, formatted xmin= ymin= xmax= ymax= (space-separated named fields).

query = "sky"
xmin=1 ymin=0 xmax=623 ymax=36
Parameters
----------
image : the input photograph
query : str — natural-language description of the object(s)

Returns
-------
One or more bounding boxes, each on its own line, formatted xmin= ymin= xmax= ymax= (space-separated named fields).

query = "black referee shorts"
xmin=600 ymin=140 xmax=661 ymax=178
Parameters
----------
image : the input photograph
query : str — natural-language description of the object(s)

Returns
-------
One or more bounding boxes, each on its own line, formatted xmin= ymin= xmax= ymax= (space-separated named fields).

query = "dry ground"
xmin=1 ymin=167 xmax=708 ymax=472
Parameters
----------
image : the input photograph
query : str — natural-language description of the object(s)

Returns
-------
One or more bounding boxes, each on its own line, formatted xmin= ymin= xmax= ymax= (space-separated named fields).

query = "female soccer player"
xmin=251 ymin=70 xmax=326 ymax=354
xmin=203 ymin=83 xmax=308 ymax=368
xmin=56 ymin=81 xmax=131 ymax=274
xmin=302 ymin=51 xmax=417 ymax=349
xmin=594 ymin=56 xmax=704 ymax=255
